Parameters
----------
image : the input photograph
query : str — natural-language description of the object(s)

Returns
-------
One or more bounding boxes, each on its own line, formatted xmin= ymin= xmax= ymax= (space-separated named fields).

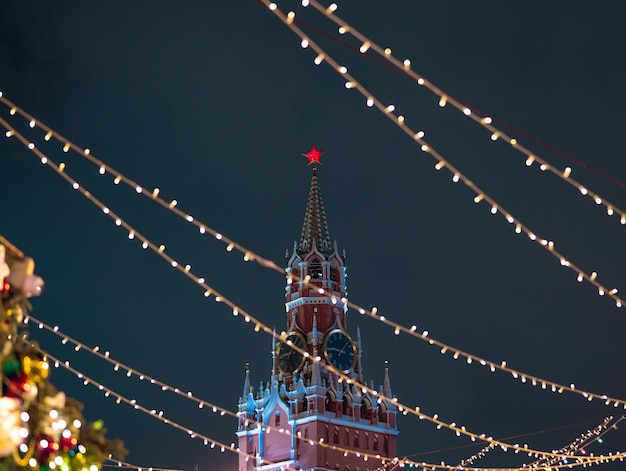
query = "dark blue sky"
xmin=2 ymin=1 xmax=626 ymax=470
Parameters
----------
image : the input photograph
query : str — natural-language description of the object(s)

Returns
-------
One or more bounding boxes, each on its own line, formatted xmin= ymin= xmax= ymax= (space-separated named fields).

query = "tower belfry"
xmin=237 ymin=147 xmax=398 ymax=471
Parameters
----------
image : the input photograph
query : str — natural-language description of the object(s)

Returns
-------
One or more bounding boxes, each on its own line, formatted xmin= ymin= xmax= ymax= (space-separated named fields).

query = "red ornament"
xmin=0 ymin=280 xmax=9 ymax=294
xmin=302 ymin=145 xmax=325 ymax=166
xmin=5 ymin=373 xmax=28 ymax=398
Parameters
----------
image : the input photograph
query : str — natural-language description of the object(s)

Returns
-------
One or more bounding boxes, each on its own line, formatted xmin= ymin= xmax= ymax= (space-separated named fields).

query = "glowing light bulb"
xmin=359 ymin=42 xmax=371 ymax=53
xmin=268 ymin=3 xmax=277 ymax=10
xmin=300 ymin=39 xmax=309 ymax=48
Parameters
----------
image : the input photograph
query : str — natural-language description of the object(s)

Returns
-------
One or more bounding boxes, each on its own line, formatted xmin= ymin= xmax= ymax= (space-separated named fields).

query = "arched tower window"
xmin=309 ymin=258 xmax=322 ymax=279
xmin=275 ymin=411 xmax=280 ymax=427
xmin=342 ymin=395 xmax=353 ymax=416
xmin=325 ymin=392 xmax=335 ymax=413
xmin=378 ymin=402 xmax=388 ymax=423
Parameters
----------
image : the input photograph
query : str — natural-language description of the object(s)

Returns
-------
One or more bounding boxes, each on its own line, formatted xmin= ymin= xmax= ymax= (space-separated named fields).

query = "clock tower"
xmin=237 ymin=147 xmax=398 ymax=471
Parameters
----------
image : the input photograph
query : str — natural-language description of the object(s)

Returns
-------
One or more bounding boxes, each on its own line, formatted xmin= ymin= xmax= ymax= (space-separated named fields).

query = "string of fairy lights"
xmin=3 ymin=99 xmax=626 ymax=415
xmin=459 ymin=416 xmax=617 ymax=467
xmin=259 ymin=2 xmax=625 ymax=307
xmin=302 ymin=0 xmax=626 ymax=229
xmin=22 ymin=348 xmax=626 ymax=471
xmin=27 ymin=313 xmax=626 ymax=471
xmin=25 ymin=348 xmax=306 ymax=471
xmin=104 ymin=458 xmax=185 ymax=471
xmin=0 ymin=3 xmax=617 ymax=466
xmin=527 ymin=416 xmax=624 ymax=468
xmin=1 ymin=4 xmax=624 ymax=468
xmin=25 ymin=315 xmax=406 ymax=469
xmin=3 ymin=128 xmax=623 ymax=468
xmin=1 ymin=111 xmax=624 ymax=469
xmin=3 ymin=96 xmax=626 ymax=466
xmin=26 ymin=339 xmax=598 ymax=471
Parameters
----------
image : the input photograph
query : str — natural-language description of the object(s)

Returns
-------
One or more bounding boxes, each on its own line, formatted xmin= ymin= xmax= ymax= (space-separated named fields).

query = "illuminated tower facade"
xmin=236 ymin=147 xmax=398 ymax=471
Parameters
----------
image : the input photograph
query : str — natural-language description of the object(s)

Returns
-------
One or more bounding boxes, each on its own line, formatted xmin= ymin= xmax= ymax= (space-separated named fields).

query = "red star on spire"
xmin=302 ymin=145 xmax=325 ymax=166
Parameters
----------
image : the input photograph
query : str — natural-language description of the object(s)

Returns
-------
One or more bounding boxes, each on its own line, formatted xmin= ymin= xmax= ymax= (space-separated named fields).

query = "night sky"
xmin=2 ymin=1 xmax=626 ymax=470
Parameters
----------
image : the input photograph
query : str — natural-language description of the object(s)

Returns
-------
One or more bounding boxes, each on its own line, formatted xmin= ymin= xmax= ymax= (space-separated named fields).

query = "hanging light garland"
xmin=258 ymin=4 xmax=624 ymax=308
xmin=527 ymin=416 xmax=624 ymax=469
xmin=2 ymin=111 xmax=626 ymax=449
xmin=36 ymin=344 xmax=589 ymax=471
xmin=300 ymin=0 xmax=626 ymax=229
xmin=27 ymin=316 xmax=399 ymax=469
xmin=103 ymin=458 xmax=184 ymax=471
xmin=0 ymin=10 xmax=623 ymax=471
xmin=25 ymin=347 xmax=290 ymax=471
xmin=3 ymin=103 xmax=626 ymax=414
xmin=29 ymin=314 xmax=626 ymax=470
xmin=26 ymin=348 xmax=626 ymax=471
xmin=459 ymin=416 xmax=619 ymax=467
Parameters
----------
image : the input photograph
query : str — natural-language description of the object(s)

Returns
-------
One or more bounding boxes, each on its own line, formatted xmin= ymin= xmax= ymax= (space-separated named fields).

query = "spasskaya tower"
xmin=236 ymin=146 xmax=398 ymax=471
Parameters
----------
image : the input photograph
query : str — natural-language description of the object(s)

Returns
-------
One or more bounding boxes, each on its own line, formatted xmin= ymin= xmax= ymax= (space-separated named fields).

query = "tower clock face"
xmin=323 ymin=329 xmax=356 ymax=373
xmin=277 ymin=331 xmax=307 ymax=376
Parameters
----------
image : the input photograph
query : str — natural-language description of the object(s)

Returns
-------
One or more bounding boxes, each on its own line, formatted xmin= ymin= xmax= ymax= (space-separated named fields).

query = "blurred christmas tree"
xmin=0 ymin=236 xmax=126 ymax=471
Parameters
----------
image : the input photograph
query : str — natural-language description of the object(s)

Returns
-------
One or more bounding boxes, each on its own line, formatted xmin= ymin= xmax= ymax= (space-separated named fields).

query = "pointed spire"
xmin=357 ymin=327 xmax=363 ymax=383
xmin=299 ymin=165 xmax=332 ymax=255
xmin=271 ymin=329 xmax=277 ymax=378
xmin=383 ymin=360 xmax=393 ymax=398
xmin=242 ymin=363 xmax=251 ymax=400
